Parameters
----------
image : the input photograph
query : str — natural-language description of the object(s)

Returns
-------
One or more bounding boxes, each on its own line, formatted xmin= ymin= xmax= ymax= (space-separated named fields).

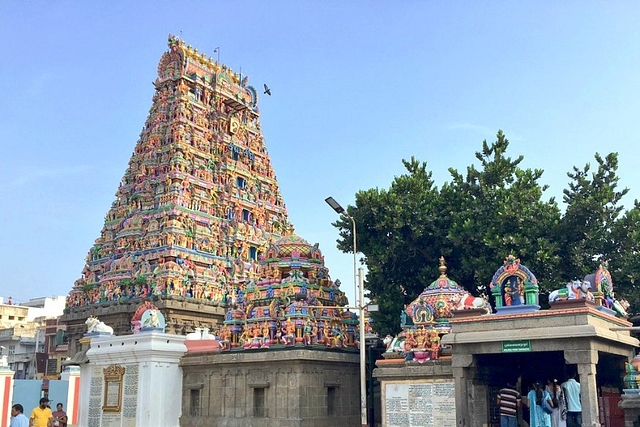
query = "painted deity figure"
xmin=303 ymin=320 xmax=314 ymax=346
xmin=503 ymin=276 xmax=524 ymax=306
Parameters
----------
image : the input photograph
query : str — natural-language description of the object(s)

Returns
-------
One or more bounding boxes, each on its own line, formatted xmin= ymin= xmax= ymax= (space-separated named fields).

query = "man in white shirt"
xmin=562 ymin=373 xmax=581 ymax=427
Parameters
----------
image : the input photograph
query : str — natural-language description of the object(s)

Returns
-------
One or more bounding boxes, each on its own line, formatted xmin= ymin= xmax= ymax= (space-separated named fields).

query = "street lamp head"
xmin=325 ymin=196 xmax=345 ymax=214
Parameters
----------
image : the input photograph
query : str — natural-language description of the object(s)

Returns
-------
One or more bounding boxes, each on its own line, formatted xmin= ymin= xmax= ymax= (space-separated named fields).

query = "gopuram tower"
xmin=61 ymin=35 xmax=293 ymax=357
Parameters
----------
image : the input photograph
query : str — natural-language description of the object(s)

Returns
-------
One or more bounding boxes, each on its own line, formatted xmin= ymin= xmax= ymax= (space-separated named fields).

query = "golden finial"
xmin=438 ymin=256 xmax=447 ymax=277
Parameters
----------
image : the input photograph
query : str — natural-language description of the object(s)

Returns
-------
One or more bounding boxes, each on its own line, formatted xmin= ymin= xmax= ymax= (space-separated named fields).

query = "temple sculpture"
xmin=382 ymin=257 xmax=489 ymax=363
xmin=62 ymin=35 xmax=293 ymax=357
xmin=218 ymin=234 xmax=354 ymax=351
xmin=490 ymin=255 xmax=540 ymax=313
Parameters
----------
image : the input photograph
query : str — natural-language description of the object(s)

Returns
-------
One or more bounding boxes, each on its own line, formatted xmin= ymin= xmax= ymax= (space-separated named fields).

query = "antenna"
xmin=213 ymin=47 xmax=220 ymax=64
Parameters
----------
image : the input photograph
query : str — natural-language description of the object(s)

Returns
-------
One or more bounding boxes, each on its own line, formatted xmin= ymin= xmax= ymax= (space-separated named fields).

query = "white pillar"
xmin=60 ymin=365 xmax=81 ymax=426
xmin=0 ymin=364 xmax=15 ymax=427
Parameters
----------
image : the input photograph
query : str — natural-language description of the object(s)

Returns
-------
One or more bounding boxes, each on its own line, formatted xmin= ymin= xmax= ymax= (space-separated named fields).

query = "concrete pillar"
xmin=565 ymin=349 xmax=600 ymax=427
xmin=0 ymin=364 xmax=15 ymax=427
xmin=577 ymin=362 xmax=600 ymax=427
xmin=452 ymin=354 xmax=474 ymax=427
xmin=60 ymin=365 xmax=81 ymax=426
xmin=75 ymin=335 xmax=93 ymax=427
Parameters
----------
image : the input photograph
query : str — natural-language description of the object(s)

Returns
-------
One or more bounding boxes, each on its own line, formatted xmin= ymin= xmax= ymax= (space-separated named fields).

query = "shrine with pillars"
xmin=375 ymin=257 xmax=638 ymax=427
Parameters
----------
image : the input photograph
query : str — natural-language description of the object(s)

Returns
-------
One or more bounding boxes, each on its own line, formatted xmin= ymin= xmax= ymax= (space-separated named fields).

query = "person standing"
xmin=561 ymin=373 xmax=582 ymax=427
xmin=547 ymin=379 xmax=567 ymax=427
xmin=497 ymin=381 xmax=521 ymax=427
xmin=525 ymin=381 xmax=552 ymax=427
xmin=29 ymin=398 xmax=53 ymax=427
xmin=10 ymin=404 xmax=29 ymax=427
xmin=51 ymin=403 xmax=67 ymax=427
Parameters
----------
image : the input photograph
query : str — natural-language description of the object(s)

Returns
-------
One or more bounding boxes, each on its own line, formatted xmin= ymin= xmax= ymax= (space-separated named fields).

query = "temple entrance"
xmin=476 ymin=351 xmax=626 ymax=427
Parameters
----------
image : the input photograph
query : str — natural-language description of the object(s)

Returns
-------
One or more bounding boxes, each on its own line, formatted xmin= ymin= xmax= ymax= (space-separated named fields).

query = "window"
xmin=55 ymin=330 xmax=66 ymax=346
xmin=253 ymin=388 xmax=265 ymax=417
xmin=46 ymin=359 xmax=58 ymax=376
xmin=327 ymin=387 xmax=337 ymax=416
xmin=190 ymin=389 xmax=201 ymax=416
xmin=8 ymin=316 xmax=14 ymax=320
xmin=8 ymin=345 xmax=15 ymax=355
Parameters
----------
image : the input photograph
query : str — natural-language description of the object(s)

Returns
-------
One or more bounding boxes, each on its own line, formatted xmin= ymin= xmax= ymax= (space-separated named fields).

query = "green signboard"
xmin=502 ymin=340 xmax=531 ymax=353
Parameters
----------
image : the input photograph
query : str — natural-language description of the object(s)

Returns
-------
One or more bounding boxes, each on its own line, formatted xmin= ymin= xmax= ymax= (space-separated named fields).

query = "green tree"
xmin=445 ymin=131 xmax=561 ymax=291
xmin=559 ymin=153 xmax=629 ymax=280
xmin=332 ymin=157 xmax=451 ymax=336
xmin=609 ymin=201 xmax=640 ymax=313
xmin=333 ymin=131 xmax=561 ymax=334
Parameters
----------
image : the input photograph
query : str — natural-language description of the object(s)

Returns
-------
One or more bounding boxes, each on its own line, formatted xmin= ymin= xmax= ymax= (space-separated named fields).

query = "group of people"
xmin=497 ymin=373 xmax=582 ymax=427
xmin=10 ymin=398 xmax=67 ymax=427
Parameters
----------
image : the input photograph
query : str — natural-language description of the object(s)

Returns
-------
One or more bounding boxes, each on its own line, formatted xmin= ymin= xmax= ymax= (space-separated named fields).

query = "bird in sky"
xmin=263 ymin=84 xmax=271 ymax=96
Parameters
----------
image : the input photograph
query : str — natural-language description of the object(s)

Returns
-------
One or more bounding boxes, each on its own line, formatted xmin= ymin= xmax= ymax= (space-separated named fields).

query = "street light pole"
xmin=325 ymin=196 xmax=367 ymax=427
xmin=358 ymin=266 xmax=367 ymax=427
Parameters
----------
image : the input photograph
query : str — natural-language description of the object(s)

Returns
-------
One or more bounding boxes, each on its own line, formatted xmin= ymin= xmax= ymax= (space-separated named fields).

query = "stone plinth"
xmin=451 ymin=308 xmax=487 ymax=319
xmin=619 ymin=393 xmax=640 ymax=427
xmin=185 ymin=339 xmax=220 ymax=353
xmin=374 ymin=359 xmax=455 ymax=427
xmin=180 ymin=349 xmax=359 ymax=427
xmin=549 ymin=299 xmax=595 ymax=311
xmin=80 ymin=331 xmax=187 ymax=427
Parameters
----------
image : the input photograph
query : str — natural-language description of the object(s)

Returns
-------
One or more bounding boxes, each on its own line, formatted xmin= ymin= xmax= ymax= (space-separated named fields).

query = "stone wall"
xmin=180 ymin=349 xmax=360 ymax=427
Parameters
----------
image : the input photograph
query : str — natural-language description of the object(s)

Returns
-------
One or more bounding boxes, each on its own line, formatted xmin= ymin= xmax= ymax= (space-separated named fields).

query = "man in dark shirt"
xmin=497 ymin=381 xmax=521 ymax=427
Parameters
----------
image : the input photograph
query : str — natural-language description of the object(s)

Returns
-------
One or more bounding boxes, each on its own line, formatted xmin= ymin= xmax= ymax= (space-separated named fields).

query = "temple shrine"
xmin=52 ymin=35 xmax=640 ymax=427
xmin=62 ymin=35 xmax=296 ymax=357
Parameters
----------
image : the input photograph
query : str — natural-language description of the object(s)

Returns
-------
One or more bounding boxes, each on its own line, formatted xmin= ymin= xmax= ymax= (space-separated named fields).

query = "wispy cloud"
xmin=9 ymin=165 xmax=91 ymax=188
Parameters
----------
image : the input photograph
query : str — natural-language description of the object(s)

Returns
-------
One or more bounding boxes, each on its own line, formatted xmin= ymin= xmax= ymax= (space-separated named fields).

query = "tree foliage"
xmin=332 ymin=131 xmax=638 ymax=335
xmin=559 ymin=153 xmax=629 ymax=277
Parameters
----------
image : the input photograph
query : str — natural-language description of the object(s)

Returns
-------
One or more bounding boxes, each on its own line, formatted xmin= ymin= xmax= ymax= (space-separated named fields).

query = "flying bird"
xmin=263 ymin=84 xmax=271 ymax=96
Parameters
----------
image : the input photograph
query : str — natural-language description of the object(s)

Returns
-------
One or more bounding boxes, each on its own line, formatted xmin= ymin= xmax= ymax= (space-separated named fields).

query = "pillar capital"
xmin=451 ymin=354 xmax=474 ymax=368
xmin=564 ymin=349 xmax=598 ymax=365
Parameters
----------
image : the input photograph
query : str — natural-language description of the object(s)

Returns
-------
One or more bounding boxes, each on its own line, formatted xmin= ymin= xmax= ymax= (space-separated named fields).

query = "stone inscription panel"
xmin=122 ymin=364 xmax=139 ymax=425
xmin=88 ymin=368 xmax=103 ymax=427
xmin=384 ymin=380 xmax=455 ymax=427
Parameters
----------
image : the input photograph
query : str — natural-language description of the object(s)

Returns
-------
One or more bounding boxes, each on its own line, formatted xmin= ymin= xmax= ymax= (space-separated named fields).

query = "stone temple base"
xmin=180 ymin=348 xmax=360 ymax=427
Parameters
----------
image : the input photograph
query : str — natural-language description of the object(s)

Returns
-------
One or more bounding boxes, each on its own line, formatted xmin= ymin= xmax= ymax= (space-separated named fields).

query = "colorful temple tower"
xmin=61 ymin=35 xmax=294 ymax=356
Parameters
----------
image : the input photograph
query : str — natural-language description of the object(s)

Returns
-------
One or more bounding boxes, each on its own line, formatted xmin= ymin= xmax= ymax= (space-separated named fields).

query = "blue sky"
xmin=1 ymin=2 xmax=640 ymax=305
